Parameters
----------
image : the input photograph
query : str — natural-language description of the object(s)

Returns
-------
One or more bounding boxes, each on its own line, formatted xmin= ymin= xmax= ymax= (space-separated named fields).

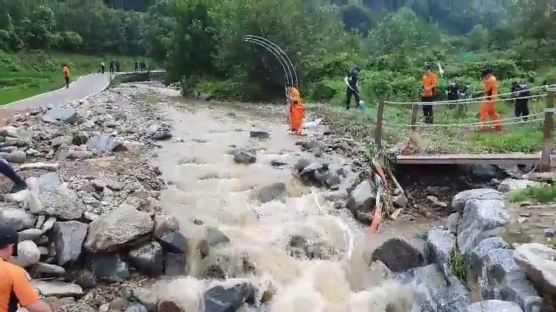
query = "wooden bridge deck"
xmin=396 ymin=153 xmax=549 ymax=166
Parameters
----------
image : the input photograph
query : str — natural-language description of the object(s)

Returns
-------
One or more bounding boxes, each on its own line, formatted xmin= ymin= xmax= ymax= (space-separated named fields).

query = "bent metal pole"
xmin=243 ymin=38 xmax=294 ymax=93
xmin=245 ymin=35 xmax=299 ymax=87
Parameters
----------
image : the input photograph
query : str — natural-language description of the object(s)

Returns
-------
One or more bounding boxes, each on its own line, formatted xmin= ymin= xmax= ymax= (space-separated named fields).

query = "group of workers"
xmin=100 ymin=60 xmax=147 ymax=74
xmin=419 ymin=65 xmax=533 ymax=131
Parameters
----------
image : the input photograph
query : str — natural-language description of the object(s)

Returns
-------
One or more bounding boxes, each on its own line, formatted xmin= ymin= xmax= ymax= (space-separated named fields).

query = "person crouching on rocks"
xmin=288 ymin=87 xmax=305 ymax=136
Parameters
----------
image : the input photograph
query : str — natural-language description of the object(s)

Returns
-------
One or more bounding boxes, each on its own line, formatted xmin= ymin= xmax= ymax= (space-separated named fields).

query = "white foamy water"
xmin=149 ymin=98 xmax=426 ymax=311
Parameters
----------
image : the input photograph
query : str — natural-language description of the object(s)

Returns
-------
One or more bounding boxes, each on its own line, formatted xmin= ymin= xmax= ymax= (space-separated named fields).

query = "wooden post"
xmin=375 ymin=100 xmax=385 ymax=147
xmin=541 ymin=89 xmax=555 ymax=171
xmin=410 ymin=104 xmax=419 ymax=132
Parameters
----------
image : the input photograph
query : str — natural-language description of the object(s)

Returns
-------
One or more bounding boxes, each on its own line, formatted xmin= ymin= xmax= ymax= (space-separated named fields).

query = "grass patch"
xmin=0 ymin=50 xmax=143 ymax=105
xmin=510 ymin=184 xmax=556 ymax=203
xmin=450 ymin=250 xmax=467 ymax=282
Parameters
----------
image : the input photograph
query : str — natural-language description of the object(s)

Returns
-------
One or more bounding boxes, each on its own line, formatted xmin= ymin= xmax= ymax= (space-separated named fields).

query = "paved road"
xmin=0 ymin=73 xmax=111 ymax=116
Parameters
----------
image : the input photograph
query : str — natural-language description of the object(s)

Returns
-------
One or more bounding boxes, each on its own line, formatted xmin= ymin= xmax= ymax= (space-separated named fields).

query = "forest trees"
xmin=0 ymin=0 xmax=147 ymax=55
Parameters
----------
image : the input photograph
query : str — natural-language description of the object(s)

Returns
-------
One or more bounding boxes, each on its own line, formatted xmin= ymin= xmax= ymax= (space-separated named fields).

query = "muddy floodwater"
xmin=148 ymin=91 xmax=435 ymax=311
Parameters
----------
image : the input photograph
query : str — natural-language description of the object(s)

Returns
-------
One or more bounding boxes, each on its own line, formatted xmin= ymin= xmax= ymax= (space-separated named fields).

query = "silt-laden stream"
xmin=148 ymin=92 xmax=429 ymax=311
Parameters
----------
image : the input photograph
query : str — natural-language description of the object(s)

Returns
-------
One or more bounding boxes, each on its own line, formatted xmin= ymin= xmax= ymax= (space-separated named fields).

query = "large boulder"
xmin=203 ymin=283 xmax=256 ymax=312
xmin=129 ymin=241 xmax=163 ymax=276
xmin=515 ymin=243 xmax=556 ymax=295
xmin=498 ymin=179 xmax=542 ymax=193
xmin=346 ymin=179 xmax=376 ymax=224
xmin=0 ymin=208 xmax=36 ymax=230
xmin=479 ymin=248 xmax=543 ymax=311
xmin=86 ymin=135 xmax=124 ymax=153
xmin=372 ymin=238 xmax=426 ymax=272
xmin=42 ymin=108 xmax=79 ymax=125
xmin=153 ymin=214 xmax=180 ymax=239
xmin=32 ymin=281 xmax=84 ymax=298
xmin=27 ymin=173 xmax=84 ymax=220
xmin=468 ymin=237 xmax=511 ymax=282
xmin=452 ymin=189 xmax=505 ymax=213
xmin=52 ymin=221 xmax=88 ymax=266
xmin=426 ymin=228 xmax=456 ymax=264
xmin=16 ymin=240 xmax=41 ymax=267
xmin=252 ymin=183 xmax=286 ymax=203
xmin=232 ymin=148 xmax=256 ymax=164
xmin=408 ymin=264 xmax=470 ymax=312
xmin=457 ymin=200 xmax=509 ymax=255
xmin=84 ymin=205 xmax=154 ymax=253
xmin=92 ymin=254 xmax=130 ymax=283
xmin=467 ymin=300 xmax=523 ymax=312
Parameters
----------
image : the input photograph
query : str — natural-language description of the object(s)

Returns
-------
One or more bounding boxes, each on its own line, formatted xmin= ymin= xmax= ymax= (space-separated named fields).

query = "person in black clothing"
xmin=447 ymin=82 xmax=459 ymax=109
xmin=0 ymin=160 xmax=27 ymax=192
xmin=115 ymin=60 xmax=121 ymax=73
xmin=134 ymin=61 xmax=139 ymax=72
xmin=345 ymin=67 xmax=360 ymax=110
xmin=109 ymin=60 xmax=115 ymax=74
xmin=512 ymin=82 xmax=531 ymax=121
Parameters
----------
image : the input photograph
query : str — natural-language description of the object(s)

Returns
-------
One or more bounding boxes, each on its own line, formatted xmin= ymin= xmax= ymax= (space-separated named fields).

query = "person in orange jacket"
xmin=422 ymin=65 xmax=438 ymax=124
xmin=62 ymin=64 xmax=71 ymax=89
xmin=481 ymin=68 xmax=502 ymax=132
xmin=288 ymin=87 xmax=305 ymax=135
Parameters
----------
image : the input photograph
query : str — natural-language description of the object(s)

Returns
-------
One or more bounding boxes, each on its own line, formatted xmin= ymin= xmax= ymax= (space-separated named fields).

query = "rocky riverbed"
xmin=2 ymin=81 xmax=556 ymax=312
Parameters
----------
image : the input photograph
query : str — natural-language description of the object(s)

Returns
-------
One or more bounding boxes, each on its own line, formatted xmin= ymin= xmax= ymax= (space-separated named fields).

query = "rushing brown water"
xmin=148 ymin=90 xmax=432 ymax=311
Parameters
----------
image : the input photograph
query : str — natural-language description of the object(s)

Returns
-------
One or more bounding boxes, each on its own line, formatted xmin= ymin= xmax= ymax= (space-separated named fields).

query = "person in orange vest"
xmin=481 ymin=68 xmax=502 ymax=132
xmin=421 ymin=65 xmax=438 ymax=124
xmin=62 ymin=64 xmax=71 ymax=89
xmin=288 ymin=87 xmax=305 ymax=136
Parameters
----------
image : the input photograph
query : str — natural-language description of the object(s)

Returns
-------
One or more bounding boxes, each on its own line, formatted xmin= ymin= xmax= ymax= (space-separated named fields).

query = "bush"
xmin=180 ymin=75 xmax=198 ymax=97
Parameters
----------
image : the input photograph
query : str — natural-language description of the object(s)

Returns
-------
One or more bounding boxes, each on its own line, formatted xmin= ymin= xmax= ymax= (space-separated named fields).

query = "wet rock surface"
xmin=372 ymin=238 xmax=426 ymax=272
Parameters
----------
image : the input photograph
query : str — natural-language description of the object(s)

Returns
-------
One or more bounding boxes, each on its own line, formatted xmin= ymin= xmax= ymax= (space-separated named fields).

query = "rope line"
xmin=388 ymin=94 xmax=548 ymax=107
xmin=383 ymin=116 xmax=544 ymax=128
xmin=384 ymin=85 xmax=550 ymax=106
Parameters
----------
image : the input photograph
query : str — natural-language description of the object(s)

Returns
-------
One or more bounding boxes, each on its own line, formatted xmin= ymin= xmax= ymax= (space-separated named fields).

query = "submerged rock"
xmin=466 ymin=300 xmax=522 ymax=312
xmin=252 ymin=183 xmax=286 ymax=203
xmin=203 ymin=283 xmax=256 ymax=312
xmin=249 ymin=129 xmax=270 ymax=139
xmin=372 ymin=238 xmax=426 ymax=272
xmin=232 ymin=148 xmax=256 ymax=164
